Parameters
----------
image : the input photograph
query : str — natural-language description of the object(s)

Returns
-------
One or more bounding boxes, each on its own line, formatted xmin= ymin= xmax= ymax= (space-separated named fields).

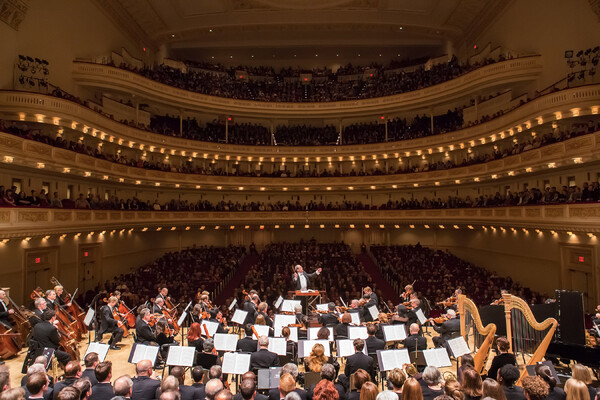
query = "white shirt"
xmin=299 ymin=274 xmax=308 ymax=290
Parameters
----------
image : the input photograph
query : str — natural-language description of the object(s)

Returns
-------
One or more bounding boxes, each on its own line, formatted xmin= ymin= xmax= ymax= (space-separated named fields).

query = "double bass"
xmin=5 ymin=294 xmax=32 ymax=347
xmin=50 ymin=277 xmax=87 ymax=334
xmin=0 ymin=323 xmax=21 ymax=359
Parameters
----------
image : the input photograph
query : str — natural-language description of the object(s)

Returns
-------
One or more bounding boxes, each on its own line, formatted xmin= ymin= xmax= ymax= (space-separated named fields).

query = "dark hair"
xmin=317 ymin=327 xmax=330 ymax=340
xmin=94 ymin=361 xmax=112 ymax=382
xmin=496 ymin=337 xmax=510 ymax=352
xmin=482 ymin=378 xmax=507 ymax=400
xmin=462 ymin=368 xmax=482 ymax=397
xmin=353 ymin=338 xmax=365 ymax=351
xmin=521 ymin=376 xmax=549 ymax=400
xmin=281 ymin=326 xmax=291 ymax=338
xmin=191 ymin=366 xmax=204 ymax=383
xmin=244 ymin=324 xmax=254 ymax=336
xmin=42 ymin=310 xmax=55 ymax=321
xmin=460 ymin=354 xmax=474 ymax=368
xmin=72 ymin=378 xmax=92 ymax=400
xmin=26 ymin=372 xmax=47 ymax=394
xmin=366 ymin=324 xmax=377 ymax=336
xmin=84 ymin=352 xmax=99 ymax=368
xmin=534 ymin=365 xmax=556 ymax=388
xmin=240 ymin=379 xmax=256 ymax=400
xmin=498 ymin=364 xmax=520 ymax=387
xmin=57 ymin=386 xmax=81 ymax=400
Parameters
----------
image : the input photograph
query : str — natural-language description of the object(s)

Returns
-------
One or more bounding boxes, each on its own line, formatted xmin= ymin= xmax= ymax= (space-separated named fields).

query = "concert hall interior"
xmin=0 ymin=0 xmax=600 ymax=400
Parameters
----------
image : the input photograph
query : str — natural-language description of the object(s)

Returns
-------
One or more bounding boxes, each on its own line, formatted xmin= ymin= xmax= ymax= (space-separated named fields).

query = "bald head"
xmin=241 ymin=372 xmax=256 ymax=382
xmin=205 ymin=379 xmax=224 ymax=400
xmin=215 ymin=389 xmax=233 ymax=400
xmin=136 ymin=360 xmax=153 ymax=376
xmin=114 ymin=375 xmax=133 ymax=397
xmin=409 ymin=323 xmax=420 ymax=335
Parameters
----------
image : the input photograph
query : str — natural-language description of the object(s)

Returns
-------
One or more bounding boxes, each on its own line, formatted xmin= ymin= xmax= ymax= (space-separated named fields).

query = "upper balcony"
xmin=72 ymin=56 xmax=544 ymax=119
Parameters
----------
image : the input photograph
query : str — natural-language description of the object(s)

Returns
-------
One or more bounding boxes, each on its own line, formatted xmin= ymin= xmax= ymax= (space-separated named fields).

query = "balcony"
xmin=1 ymin=204 xmax=599 ymax=238
xmin=72 ymin=57 xmax=543 ymax=118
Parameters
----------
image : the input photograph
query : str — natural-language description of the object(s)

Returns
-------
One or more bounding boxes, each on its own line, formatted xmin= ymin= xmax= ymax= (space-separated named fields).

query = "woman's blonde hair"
xmin=570 ymin=364 xmax=592 ymax=385
xmin=564 ymin=378 xmax=590 ymax=400
xmin=307 ymin=343 xmax=328 ymax=372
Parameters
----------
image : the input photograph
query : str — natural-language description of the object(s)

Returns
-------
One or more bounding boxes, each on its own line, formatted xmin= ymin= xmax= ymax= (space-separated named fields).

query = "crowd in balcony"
xmin=113 ymin=55 xmax=505 ymax=103
xmin=79 ymin=245 xmax=246 ymax=307
xmin=371 ymin=244 xmax=545 ymax=306
xmin=240 ymin=241 xmax=374 ymax=306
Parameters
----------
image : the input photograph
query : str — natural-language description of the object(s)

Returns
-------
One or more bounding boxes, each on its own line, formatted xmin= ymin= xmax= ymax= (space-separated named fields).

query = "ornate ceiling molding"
xmin=0 ymin=0 xmax=28 ymax=31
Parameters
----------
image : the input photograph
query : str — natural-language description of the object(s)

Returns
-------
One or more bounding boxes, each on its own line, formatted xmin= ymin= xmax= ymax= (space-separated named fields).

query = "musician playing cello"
xmin=99 ymin=296 xmax=124 ymax=350
xmin=32 ymin=310 xmax=72 ymax=365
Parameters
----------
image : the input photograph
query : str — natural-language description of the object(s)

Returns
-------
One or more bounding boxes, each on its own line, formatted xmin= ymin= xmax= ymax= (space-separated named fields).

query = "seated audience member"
xmin=53 ymin=361 xmax=81 ymax=399
xmin=236 ymin=325 xmax=258 ymax=353
xmin=457 ymin=354 xmax=475 ymax=384
xmin=22 ymin=364 xmax=53 ymax=400
xmin=131 ymin=360 xmax=161 ymax=400
xmin=564 ymin=378 xmax=592 ymax=400
xmin=534 ymin=365 xmax=565 ymax=400
xmin=267 ymin=364 xmax=307 ymax=400
xmin=420 ymin=367 xmax=444 ymax=400
xmin=216 ymin=389 xmax=233 ymax=400
xmin=345 ymin=339 xmax=374 ymax=379
xmin=71 ymin=379 xmax=92 ymax=400
xmin=90 ymin=361 xmax=114 ymax=400
xmin=444 ymin=380 xmax=465 ymax=400
xmin=306 ymin=343 xmax=329 ymax=373
xmin=190 ymin=367 xmax=206 ymax=400
xmin=56 ymin=387 xmax=80 ymax=400
xmin=1 ymin=387 xmax=26 ymax=400
xmin=360 ymin=382 xmax=378 ymax=400
xmin=386 ymin=368 xmax=406 ymax=399
xmin=482 ymin=379 xmax=507 ymax=400
xmin=250 ymin=336 xmax=280 ymax=369
xmin=312 ymin=364 xmax=345 ymax=400
xmin=285 ymin=394 xmax=301 ymax=400
xmin=208 ymin=366 xmax=223 ymax=381
xmin=205 ymin=380 xmax=224 ymax=400
xmin=403 ymin=323 xmax=427 ymax=353
xmin=112 ymin=376 xmax=133 ymax=400
xmin=20 ymin=356 xmax=53 ymax=387
xmin=81 ymin=353 xmax=99 ymax=386
xmin=237 ymin=377 xmax=267 ymax=400
xmin=462 ymin=369 xmax=483 ymax=400
xmin=365 ymin=324 xmax=385 ymax=353
xmin=268 ymin=374 xmax=305 ymax=400
xmin=401 ymin=378 xmax=423 ymax=400
xmin=158 ymin=376 xmax=180 ymax=398
xmin=376 ymin=392 xmax=398 ymax=400
xmin=27 ymin=372 xmax=50 ymax=400
xmin=498 ymin=365 xmax=525 ymax=400
xmin=169 ymin=367 xmax=195 ymax=400
xmin=349 ymin=369 xmax=371 ymax=400
xmin=486 ymin=337 xmax=516 ymax=381
xmin=570 ymin=365 xmax=597 ymax=400
xmin=521 ymin=376 xmax=549 ymax=400
xmin=159 ymin=390 xmax=180 ymax=400
xmin=313 ymin=379 xmax=339 ymax=400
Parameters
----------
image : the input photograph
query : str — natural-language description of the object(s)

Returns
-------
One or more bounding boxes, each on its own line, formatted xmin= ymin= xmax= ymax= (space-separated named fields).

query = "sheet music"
xmin=348 ymin=326 xmax=368 ymax=340
xmin=447 ymin=337 xmax=471 ymax=357
xmin=228 ymin=298 xmax=237 ymax=311
xmin=258 ymin=367 xmax=282 ymax=390
xmin=85 ymin=342 xmax=109 ymax=362
xmin=336 ymin=339 xmax=367 ymax=357
xmin=129 ymin=344 xmax=160 ymax=364
xmin=281 ymin=300 xmax=301 ymax=312
xmin=83 ymin=308 xmax=95 ymax=327
xmin=231 ymin=309 xmax=248 ymax=325
xmin=268 ymin=337 xmax=287 ymax=356
xmin=415 ymin=309 xmax=427 ymax=324
xmin=307 ymin=327 xmax=334 ymax=341
xmin=166 ymin=346 xmax=196 ymax=367
xmin=222 ymin=352 xmax=251 ymax=375
xmin=274 ymin=296 xmax=283 ymax=309
xmin=273 ymin=314 xmax=297 ymax=337
xmin=201 ymin=320 xmax=219 ymax=337
xmin=349 ymin=312 xmax=361 ymax=326
xmin=177 ymin=311 xmax=187 ymax=328
xmin=41 ymin=348 xmax=54 ymax=370
xmin=377 ymin=349 xmax=410 ymax=371
xmin=368 ymin=306 xmax=379 ymax=320
xmin=382 ymin=325 xmax=407 ymax=341
xmin=316 ymin=304 xmax=328 ymax=312
xmin=252 ymin=324 xmax=271 ymax=340
xmin=214 ymin=334 xmax=239 ymax=352
xmin=298 ymin=340 xmax=331 ymax=358
xmin=423 ymin=348 xmax=452 ymax=367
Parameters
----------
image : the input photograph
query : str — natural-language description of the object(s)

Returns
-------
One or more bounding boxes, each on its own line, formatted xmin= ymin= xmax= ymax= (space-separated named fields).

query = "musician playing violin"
xmin=318 ymin=303 xmax=339 ymax=327
xmin=400 ymin=285 xmax=414 ymax=303
xmin=208 ymin=308 xmax=227 ymax=334
xmin=199 ymin=294 xmax=212 ymax=314
xmin=0 ymin=290 xmax=14 ymax=328
xmin=432 ymin=309 xmax=460 ymax=348
xmin=99 ymin=296 xmax=124 ymax=350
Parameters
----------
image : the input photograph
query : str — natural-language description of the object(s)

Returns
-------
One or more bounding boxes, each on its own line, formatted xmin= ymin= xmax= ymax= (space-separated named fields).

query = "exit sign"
xmin=84 ymin=251 xmax=89 ymax=257
xmin=35 ymin=257 xmax=40 ymax=264
xmin=578 ymin=256 xmax=585 ymax=263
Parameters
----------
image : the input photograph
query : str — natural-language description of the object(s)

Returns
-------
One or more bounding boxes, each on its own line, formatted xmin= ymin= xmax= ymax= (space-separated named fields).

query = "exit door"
xmin=25 ymin=249 xmax=58 ymax=296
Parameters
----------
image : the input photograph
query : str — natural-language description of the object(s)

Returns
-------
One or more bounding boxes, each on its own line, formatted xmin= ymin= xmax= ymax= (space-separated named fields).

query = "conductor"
xmin=292 ymin=264 xmax=322 ymax=291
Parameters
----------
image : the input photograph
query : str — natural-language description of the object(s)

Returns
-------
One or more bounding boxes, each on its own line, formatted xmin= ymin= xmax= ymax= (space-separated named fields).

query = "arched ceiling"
xmin=92 ymin=0 xmax=513 ymax=65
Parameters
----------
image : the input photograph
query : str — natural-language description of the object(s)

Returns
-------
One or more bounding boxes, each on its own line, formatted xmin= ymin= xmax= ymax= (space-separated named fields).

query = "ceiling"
xmin=92 ymin=0 xmax=512 ymax=66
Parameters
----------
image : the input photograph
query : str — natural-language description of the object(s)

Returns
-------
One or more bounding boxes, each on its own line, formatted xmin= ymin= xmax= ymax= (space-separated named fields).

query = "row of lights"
xmin=3 ymin=226 xmax=596 ymax=243
xmin=23 ymin=105 xmax=597 ymax=166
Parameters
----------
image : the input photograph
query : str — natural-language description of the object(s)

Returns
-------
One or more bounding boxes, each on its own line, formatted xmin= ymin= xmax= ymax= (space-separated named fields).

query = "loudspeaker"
xmin=555 ymin=290 xmax=585 ymax=345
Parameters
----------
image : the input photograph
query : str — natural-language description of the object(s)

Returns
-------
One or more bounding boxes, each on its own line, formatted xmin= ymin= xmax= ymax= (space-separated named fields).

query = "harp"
xmin=457 ymin=294 xmax=496 ymax=373
xmin=503 ymin=294 xmax=558 ymax=385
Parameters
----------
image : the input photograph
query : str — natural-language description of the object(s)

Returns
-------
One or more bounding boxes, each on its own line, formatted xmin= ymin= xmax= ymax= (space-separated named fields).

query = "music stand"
xmin=128 ymin=343 xmax=160 ymax=365
xmin=84 ymin=342 xmax=109 ymax=361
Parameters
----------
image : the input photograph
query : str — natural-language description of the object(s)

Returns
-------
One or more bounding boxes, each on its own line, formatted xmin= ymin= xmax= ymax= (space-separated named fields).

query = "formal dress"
xmin=503 ymin=386 xmax=526 ymax=400
xmin=236 ymin=337 xmax=258 ymax=353
xmin=81 ymin=368 xmax=99 ymax=385
xmin=363 ymin=293 xmax=379 ymax=322
xmin=365 ymin=335 xmax=385 ymax=353
xmin=268 ymin=388 xmax=308 ymax=400
xmin=292 ymin=271 xmax=319 ymax=291
xmin=135 ymin=319 xmax=156 ymax=344
xmin=243 ymin=301 xmax=257 ymax=325
xmin=52 ymin=377 xmax=77 ymax=400
xmin=0 ymin=301 xmax=11 ymax=327
xmin=432 ymin=318 xmax=460 ymax=348
xmin=89 ymin=382 xmax=114 ymax=400
xmin=486 ymin=353 xmax=516 ymax=381
xmin=318 ymin=312 xmax=339 ymax=326
xmin=344 ymin=352 xmax=374 ymax=378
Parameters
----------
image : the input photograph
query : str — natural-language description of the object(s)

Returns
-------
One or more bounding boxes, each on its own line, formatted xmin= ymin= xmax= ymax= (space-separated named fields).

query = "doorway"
xmin=78 ymin=244 xmax=102 ymax=294
xmin=560 ymin=244 xmax=597 ymax=312
xmin=24 ymin=248 xmax=58 ymax=296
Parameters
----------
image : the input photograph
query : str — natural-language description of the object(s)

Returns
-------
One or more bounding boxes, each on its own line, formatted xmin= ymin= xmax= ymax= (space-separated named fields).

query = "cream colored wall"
xmin=472 ymin=0 xmax=600 ymax=90
xmin=0 ymin=1 xmax=141 ymax=92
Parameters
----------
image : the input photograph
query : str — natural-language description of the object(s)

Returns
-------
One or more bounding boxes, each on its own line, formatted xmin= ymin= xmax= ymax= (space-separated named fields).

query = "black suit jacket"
xmin=191 ymin=383 xmax=206 ymax=400
xmin=243 ymin=301 xmax=257 ymax=325
xmin=99 ymin=305 xmax=118 ymax=335
xmin=335 ymin=323 xmax=350 ymax=338
xmin=365 ymin=336 xmax=385 ymax=353
xmin=32 ymin=321 xmax=60 ymax=349
xmin=90 ymin=382 xmax=114 ymax=400
xmin=503 ymin=386 xmax=526 ymax=400
xmin=250 ymin=348 xmax=280 ymax=369
xmin=81 ymin=368 xmax=99 ymax=385
xmin=363 ymin=293 xmax=379 ymax=322
xmin=29 ymin=308 xmax=44 ymax=327
xmin=131 ymin=376 xmax=161 ymax=400
xmin=433 ymin=318 xmax=460 ymax=341
xmin=52 ymin=377 xmax=77 ymax=400
xmin=318 ymin=312 xmax=339 ymax=326
xmin=135 ymin=319 xmax=156 ymax=344
xmin=403 ymin=334 xmax=428 ymax=352
xmin=236 ymin=337 xmax=258 ymax=353
xmin=23 ymin=385 xmax=53 ymax=400
xmin=0 ymin=301 xmax=10 ymax=324
xmin=268 ymin=388 xmax=308 ymax=400
xmin=257 ymin=311 xmax=273 ymax=327
xmin=151 ymin=304 xmax=163 ymax=315
xmin=235 ymin=393 xmax=268 ymax=400
xmin=208 ymin=318 xmax=227 ymax=334
xmin=292 ymin=271 xmax=319 ymax=290
xmin=344 ymin=352 xmax=374 ymax=378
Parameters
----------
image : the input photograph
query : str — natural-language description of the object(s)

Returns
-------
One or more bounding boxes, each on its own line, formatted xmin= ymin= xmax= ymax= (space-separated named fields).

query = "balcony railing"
xmin=1 ymin=204 xmax=599 ymax=238
xmin=71 ymin=57 xmax=543 ymax=118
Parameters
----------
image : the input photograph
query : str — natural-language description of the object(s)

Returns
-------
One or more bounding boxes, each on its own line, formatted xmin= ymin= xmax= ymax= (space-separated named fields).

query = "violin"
xmin=436 ymin=296 xmax=457 ymax=308
xmin=490 ymin=298 xmax=504 ymax=306
xmin=427 ymin=315 xmax=449 ymax=325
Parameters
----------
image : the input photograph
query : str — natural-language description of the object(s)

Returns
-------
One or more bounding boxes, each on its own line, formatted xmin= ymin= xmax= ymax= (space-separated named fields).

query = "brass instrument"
xmin=442 ymin=371 xmax=457 ymax=382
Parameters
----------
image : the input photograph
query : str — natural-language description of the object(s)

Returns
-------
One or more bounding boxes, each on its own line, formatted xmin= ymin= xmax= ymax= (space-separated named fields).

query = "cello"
xmin=50 ymin=277 xmax=87 ymax=334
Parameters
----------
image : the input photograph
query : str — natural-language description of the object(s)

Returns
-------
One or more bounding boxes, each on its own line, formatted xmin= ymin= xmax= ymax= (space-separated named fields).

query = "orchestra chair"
xmin=409 ymin=351 xmax=427 ymax=373
xmin=304 ymin=371 xmax=321 ymax=389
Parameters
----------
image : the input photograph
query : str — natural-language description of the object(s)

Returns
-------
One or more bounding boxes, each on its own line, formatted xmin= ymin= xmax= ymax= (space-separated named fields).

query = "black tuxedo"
xmin=135 ymin=319 xmax=156 ymax=344
xmin=433 ymin=318 xmax=460 ymax=347
xmin=292 ymin=271 xmax=319 ymax=290
xmin=268 ymin=388 xmax=308 ymax=400
xmin=90 ymin=382 xmax=114 ymax=400
xmin=243 ymin=301 xmax=257 ymax=325
xmin=236 ymin=336 xmax=258 ymax=353
xmin=344 ymin=352 xmax=374 ymax=378
xmin=131 ymin=376 xmax=161 ymax=400
xmin=318 ymin=312 xmax=339 ymax=326
xmin=81 ymin=368 xmax=99 ymax=385
xmin=191 ymin=383 xmax=206 ymax=400
xmin=235 ymin=393 xmax=268 ymax=400
xmin=23 ymin=385 xmax=53 ymax=400
xmin=29 ymin=308 xmax=44 ymax=327
xmin=503 ymin=386 xmax=526 ymax=400
xmin=403 ymin=334 xmax=428 ymax=352
xmin=98 ymin=305 xmax=124 ymax=345
xmin=363 ymin=293 xmax=379 ymax=322
xmin=0 ymin=301 xmax=11 ymax=326
xmin=151 ymin=304 xmax=164 ymax=315
xmin=257 ymin=311 xmax=273 ymax=327
xmin=365 ymin=336 xmax=385 ymax=353
xmin=407 ymin=307 xmax=422 ymax=327
xmin=32 ymin=321 xmax=71 ymax=365
xmin=45 ymin=299 xmax=56 ymax=311
xmin=335 ymin=323 xmax=350 ymax=338
xmin=52 ymin=377 xmax=77 ymax=400
xmin=250 ymin=348 xmax=280 ymax=369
